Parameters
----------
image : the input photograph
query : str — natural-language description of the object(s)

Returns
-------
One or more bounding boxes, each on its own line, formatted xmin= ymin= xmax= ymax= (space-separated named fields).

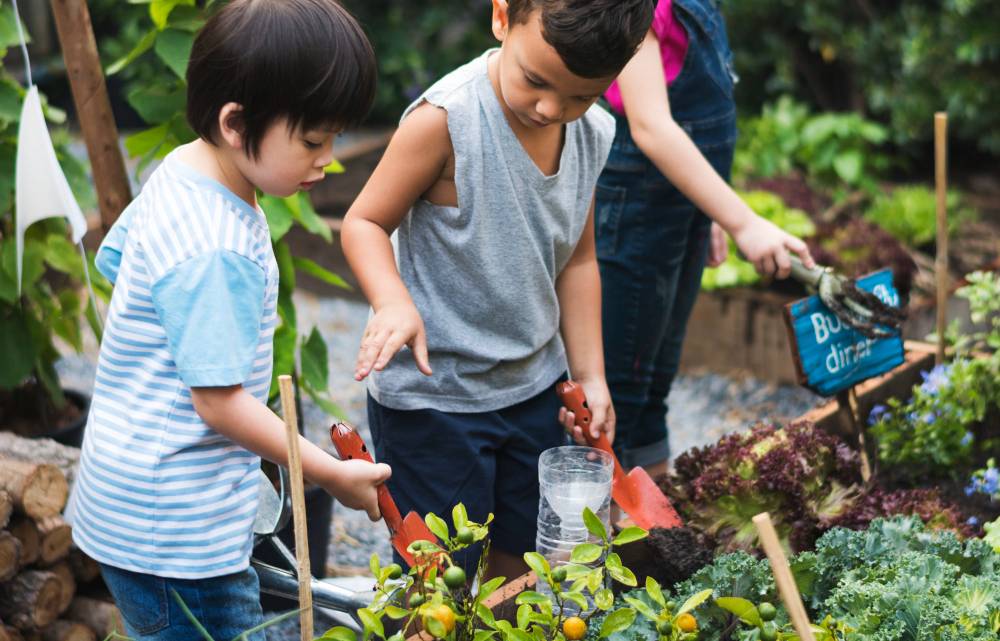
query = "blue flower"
xmin=961 ymin=431 xmax=974 ymax=447
xmin=919 ymin=364 xmax=950 ymax=395
xmin=985 ymin=467 xmax=999 ymax=495
xmin=868 ymin=404 xmax=888 ymax=426
xmin=967 ymin=516 xmax=980 ymax=527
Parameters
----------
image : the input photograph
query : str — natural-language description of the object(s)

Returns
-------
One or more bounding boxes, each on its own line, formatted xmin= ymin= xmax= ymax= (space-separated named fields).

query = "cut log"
xmin=35 ymin=516 xmax=72 ymax=566
xmin=45 ymin=563 xmax=75 ymax=616
xmin=9 ymin=516 xmax=40 ymax=567
xmin=63 ymin=598 xmax=123 ymax=640
xmin=0 ymin=434 xmax=80 ymax=488
xmin=39 ymin=622 xmax=93 ymax=641
xmin=0 ymin=570 xmax=62 ymax=630
xmin=0 ymin=490 xmax=13 ymax=529
xmin=0 ymin=531 xmax=21 ymax=581
xmin=0 ymin=459 xmax=67 ymax=519
xmin=66 ymin=549 xmax=99 ymax=584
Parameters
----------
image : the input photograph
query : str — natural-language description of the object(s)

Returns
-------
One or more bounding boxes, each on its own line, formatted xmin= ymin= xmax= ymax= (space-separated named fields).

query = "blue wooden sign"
xmin=783 ymin=269 xmax=904 ymax=397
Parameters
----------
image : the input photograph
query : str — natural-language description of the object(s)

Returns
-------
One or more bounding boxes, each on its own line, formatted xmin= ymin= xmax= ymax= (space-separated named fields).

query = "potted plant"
xmin=0 ymin=28 xmax=101 ymax=447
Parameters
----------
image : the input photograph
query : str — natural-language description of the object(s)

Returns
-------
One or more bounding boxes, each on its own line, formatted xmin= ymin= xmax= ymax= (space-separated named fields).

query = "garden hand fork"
xmin=789 ymin=256 xmax=906 ymax=339
xmin=556 ymin=381 xmax=683 ymax=531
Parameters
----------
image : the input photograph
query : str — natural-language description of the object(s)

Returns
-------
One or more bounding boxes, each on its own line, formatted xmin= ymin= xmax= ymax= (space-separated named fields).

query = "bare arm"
xmin=190 ymin=386 xmax=390 ymax=520
xmin=556 ymin=199 xmax=615 ymax=442
xmin=341 ymin=103 xmax=454 ymax=380
xmin=617 ymin=30 xmax=813 ymax=277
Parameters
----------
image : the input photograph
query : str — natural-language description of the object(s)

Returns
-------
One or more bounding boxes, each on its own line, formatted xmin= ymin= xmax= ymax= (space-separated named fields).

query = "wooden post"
xmin=835 ymin=389 xmax=872 ymax=483
xmin=278 ymin=375 xmax=313 ymax=641
xmin=752 ymin=513 xmax=816 ymax=641
xmin=48 ymin=0 xmax=132 ymax=233
xmin=934 ymin=112 xmax=948 ymax=365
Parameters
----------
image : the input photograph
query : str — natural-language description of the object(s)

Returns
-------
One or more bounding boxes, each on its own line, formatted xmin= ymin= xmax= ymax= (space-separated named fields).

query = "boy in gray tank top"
xmin=342 ymin=0 xmax=654 ymax=579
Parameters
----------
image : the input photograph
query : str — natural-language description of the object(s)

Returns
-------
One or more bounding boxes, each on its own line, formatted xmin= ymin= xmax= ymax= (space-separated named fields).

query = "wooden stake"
xmin=835 ymin=389 xmax=871 ymax=482
xmin=934 ymin=112 xmax=949 ymax=365
xmin=752 ymin=513 xmax=816 ymax=641
xmin=278 ymin=375 xmax=312 ymax=641
xmin=49 ymin=0 xmax=132 ymax=233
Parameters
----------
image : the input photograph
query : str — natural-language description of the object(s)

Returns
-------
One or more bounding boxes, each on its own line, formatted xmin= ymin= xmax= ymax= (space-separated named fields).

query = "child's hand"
xmin=355 ymin=301 xmax=432 ymax=380
xmin=558 ymin=378 xmax=616 ymax=445
xmin=731 ymin=215 xmax=814 ymax=279
xmin=322 ymin=459 xmax=392 ymax=522
xmin=706 ymin=222 xmax=729 ymax=267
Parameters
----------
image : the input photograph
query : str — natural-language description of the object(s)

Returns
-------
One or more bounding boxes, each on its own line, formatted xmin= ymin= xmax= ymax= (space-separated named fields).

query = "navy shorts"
xmin=368 ymin=378 xmax=568 ymax=571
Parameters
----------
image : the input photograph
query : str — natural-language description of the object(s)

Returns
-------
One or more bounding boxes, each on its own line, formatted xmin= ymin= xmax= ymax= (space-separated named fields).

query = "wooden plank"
xmin=784 ymin=270 xmax=904 ymax=396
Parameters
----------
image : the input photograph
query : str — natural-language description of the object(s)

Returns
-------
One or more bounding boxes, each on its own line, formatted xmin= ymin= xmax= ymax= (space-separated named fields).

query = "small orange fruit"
xmin=422 ymin=604 xmax=456 ymax=636
xmin=563 ymin=616 xmax=587 ymax=640
xmin=676 ymin=613 xmax=697 ymax=633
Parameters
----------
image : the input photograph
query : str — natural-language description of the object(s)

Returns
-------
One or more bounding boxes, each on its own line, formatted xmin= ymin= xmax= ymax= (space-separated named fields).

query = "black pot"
xmin=257 ymin=484 xmax=334 ymax=611
xmin=43 ymin=389 xmax=90 ymax=448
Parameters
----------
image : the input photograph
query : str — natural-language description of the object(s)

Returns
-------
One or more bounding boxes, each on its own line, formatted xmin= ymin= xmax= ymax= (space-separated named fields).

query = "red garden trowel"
xmin=330 ymin=422 xmax=440 ymax=567
xmin=556 ymin=381 xmax=683 ymax=531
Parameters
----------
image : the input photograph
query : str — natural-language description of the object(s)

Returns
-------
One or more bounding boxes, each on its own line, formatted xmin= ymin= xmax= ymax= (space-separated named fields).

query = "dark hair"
xmin=187 ymin=0 xmax=376 ymax=158
xmin=507 ymin=0 xmax=655 ymax=79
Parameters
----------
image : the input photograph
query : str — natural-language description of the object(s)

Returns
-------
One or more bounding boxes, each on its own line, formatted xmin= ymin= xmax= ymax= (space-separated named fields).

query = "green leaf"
xmin=107 ymin=29 xmax=157 ymax=75
xmin=516 ymin=604 xmax=531 ymax=630
xmin=478 ymin=576 xmax=505 ymax=602
xmin=425 ymin=512 xmax=449 ymax=541
xmin=325 ymin=157 xmax=345 ymax=174
xmin=300 ymin=327 xmax=329 ymax=391
xmin=260 ymin=194 xmax=295 ymax=243
xmin=832 ymin=150 xmax=863 ymax=184
xmin=0 ymin=312 xmax=35 ymax=388
xmin=586 ymin=567 xmax=604 ymax=593
xmin=508 ymin=629 xmax=534 ymax=641
xmin=714 ymin=597 xmax=762 ymax=627
xmin=612 ymin=526 xmax=648 ymax=546
xmin=383 ymin=606 xmax=409 ymax=620
xmin=477 ymin=602 xmax=496 ymax=627
xmin=569 ymin=543 xmax=602 ymax=564
xmin=127 ymin=82 xmax=186 ymax=125
xmin=522 ymin=552 xmax=550 ymax=578
xmin=154 ymin=28 xmax=194 ymax=80
xmin=292 ymin=192 xmax=332 ymax=242
xmin=623 ymin=596 xmax=657 ymax=620
xmin=563 ymin=591 xmax=589 ymax=611
xmin=319 ymin=626 xmax=359 ymax=641
xmin=44 ymin=234 xmax=82 ymax=276
xmin=358 ymin=608 xmax=384 ymax=639
xmin=473 ymin=631 xmax=496 ymax=641
xmin=452 ymin=504 xmax=468 ymax=531
xmin=583 ymin=508 xmax=607 ymax=541
xmin=424 ymin=616 xmax=444 ymax=639
xmin=514 ymin=591 xmax=550 ymax=606
xmin=595 ymin=588 xmax=614 ymax=611
xmin=151 ymin=0 xmax=195 ymax=30
xmin=369 ymin=554 xmax=380 ymax=579
xmin=599 ymin=608 xmax=636 ymax=638
xmin=125 ymin=123 xmax=170 ymax=159
xmin=0 ymin=4 xmax=29 ymax=49
xmin=292 ymin=256 xmax=350 ymax=290
xmin=0 ymin=76 xmax=23 ymax=125
xmin=645 ymin=577 xmax=665 ymax=607
xmin=609 ymin=566 xmax=636 ymax=587
xmin=677 ymin=589 xmax=713 ymax=615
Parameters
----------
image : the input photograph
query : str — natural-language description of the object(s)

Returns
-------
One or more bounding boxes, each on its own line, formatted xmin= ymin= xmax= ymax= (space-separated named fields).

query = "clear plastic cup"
xmin=535 ymin=446 xmax=613 ymax=612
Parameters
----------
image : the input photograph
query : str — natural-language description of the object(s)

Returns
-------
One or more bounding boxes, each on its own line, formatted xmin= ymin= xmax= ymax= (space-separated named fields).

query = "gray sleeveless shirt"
xmin=368 ymin=50 xmax=615 ymax=412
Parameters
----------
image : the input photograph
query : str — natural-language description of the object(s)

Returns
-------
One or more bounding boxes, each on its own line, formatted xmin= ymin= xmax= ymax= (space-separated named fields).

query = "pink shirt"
xmin=604 ymin=0 xmax=689 ymax=115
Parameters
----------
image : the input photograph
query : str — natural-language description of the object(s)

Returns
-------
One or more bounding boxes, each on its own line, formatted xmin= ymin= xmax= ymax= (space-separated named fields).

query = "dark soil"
xmin=617 ymin=527 xmax=713 ymax=591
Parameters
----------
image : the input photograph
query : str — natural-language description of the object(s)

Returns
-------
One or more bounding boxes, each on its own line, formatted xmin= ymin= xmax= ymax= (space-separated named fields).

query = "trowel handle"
xmin=789 ymin=255 xmax=827 ymax=288
xmin=330 ymin=422 xmax=404 ymax=534
xmin=556 ymin=381 xmax=627 ymax=484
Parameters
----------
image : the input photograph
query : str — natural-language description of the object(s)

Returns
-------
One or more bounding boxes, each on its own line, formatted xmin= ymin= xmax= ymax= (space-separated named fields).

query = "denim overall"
xmin=596 ymin=0 xmax=737 ymax=467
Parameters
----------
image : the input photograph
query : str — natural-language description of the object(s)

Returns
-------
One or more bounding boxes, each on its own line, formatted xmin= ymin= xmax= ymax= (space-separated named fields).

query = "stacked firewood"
xmin=0 ymin=433 xmax=123 ymax=641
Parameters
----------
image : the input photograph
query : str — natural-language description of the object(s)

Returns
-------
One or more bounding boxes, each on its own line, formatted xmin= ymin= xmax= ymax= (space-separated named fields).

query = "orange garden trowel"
xmin=556 ymin=381 xmax=683 ymax=531
xmin=330 ymin=422 xmax=439 ymax=567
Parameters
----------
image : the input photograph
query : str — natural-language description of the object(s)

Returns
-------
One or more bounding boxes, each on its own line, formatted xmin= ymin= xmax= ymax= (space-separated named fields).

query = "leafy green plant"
xmin=870 ymin=271 xmax=1000 ymax=477
xmin=700 ymin=190 xmax=815 ymax=291
xmin=0 ymin=6 xmax=102 ymax=421
xmin=733 ymin=96 xmax=890 ymax=196
xmin=105 ymin=0 xmax=351 ymax=414
xmin=863 ymin=186 xmax=977 ymax=248
xmin=318 ymin=505 xmax=649 ymax=641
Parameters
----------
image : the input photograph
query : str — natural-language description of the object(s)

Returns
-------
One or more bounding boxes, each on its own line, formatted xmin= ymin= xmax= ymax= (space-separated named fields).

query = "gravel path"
xmin=56 ymin=291 xmax=820 ymax=639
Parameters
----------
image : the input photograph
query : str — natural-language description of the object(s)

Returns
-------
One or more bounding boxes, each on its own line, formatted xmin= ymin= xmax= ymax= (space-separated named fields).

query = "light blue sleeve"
xmin=95 ymin=219 xmax=129 ymax=284
xmin=151 ymin=250 xmax=266 ymax=388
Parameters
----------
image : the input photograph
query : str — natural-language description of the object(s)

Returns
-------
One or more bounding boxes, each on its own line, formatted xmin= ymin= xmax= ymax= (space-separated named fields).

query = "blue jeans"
xmin=100 ymin=563 xmax=266 ymax=641
xmin=596 ymin=0 xmax=737 ymax=467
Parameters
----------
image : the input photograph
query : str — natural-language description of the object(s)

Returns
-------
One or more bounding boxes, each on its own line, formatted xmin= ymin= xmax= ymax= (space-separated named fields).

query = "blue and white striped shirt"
xmin=67 ymin=151 xmax=279 ymax=579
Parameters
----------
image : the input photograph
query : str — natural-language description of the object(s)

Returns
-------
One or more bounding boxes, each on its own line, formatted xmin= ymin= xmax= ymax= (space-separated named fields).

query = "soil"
xmin=0 ymin=382 xmax=82 ymax=438
xmin=616 ymin=526 xmax=714 ymax=591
